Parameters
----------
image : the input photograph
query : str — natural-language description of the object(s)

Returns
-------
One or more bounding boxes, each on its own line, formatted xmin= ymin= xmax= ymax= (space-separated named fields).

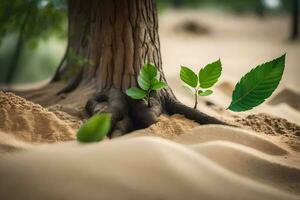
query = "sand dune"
xmin=0 ymin=136 xmax=298 ymax=200
xmin=0 ymin=131 xmax=32 ymax=154
xmin=1 ymin=88 xmax=299 ymax=199
xmin=268 ymin=88 xmax=300 ymax=111
xmin=190 ymin=141 xmax=300 ymax=194
xmin=1 ymin=84 xmax=299 ymax=200
xmin=174 ymin=125 xmax=288 ymax=155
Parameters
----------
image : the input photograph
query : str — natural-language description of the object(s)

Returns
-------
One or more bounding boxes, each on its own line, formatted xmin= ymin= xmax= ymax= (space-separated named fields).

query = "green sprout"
xmin=180 ymin=59 xmax=222 ymax=109
xmin=76 ymin=113 xmax=111 ymax=143
xmin=126 ymin=63 xmax=167 ymax=107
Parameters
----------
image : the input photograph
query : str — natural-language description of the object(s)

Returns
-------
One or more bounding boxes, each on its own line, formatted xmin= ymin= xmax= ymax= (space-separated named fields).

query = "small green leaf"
xmin=138 ymin=76 xmax=150 ymax=90
xmin=138 ymin=63 xmax=158 ymax=90
xmin=228 ymin=54 xmax=285 ymax=112
xmin=199 ymin=59 xmax=222 ymax=88
xmin=180 ymin=66 xmax=198 ymax=88
xmin=126 ymin=87 xmax=147 ymax=99
xmin=77 ymin=114 xmax=111 ymax=143
xmin=198 ymin=90 xmax=213 ymax=96
xmin=151 ymin=79 xmax=167 ymax=90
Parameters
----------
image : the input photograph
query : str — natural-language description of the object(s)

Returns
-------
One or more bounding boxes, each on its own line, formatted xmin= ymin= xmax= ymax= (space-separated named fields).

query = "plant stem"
xmin=193 ymin=88 xmax=198 ymax=109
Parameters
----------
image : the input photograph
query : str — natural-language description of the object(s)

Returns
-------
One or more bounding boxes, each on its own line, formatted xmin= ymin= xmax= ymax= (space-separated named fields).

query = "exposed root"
xmin=166 ymin=99 xmax=227 ymax=125
xmin=85 ymin=88 xmax=163 ymax=137
xmin=7 ymin=81 xmax=228 ymax=138
xmin=85 ymin=88 xmax=227 ymax=137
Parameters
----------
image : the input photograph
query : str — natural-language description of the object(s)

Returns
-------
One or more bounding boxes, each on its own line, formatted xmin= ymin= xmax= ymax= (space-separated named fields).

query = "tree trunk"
xmin=60 ymin=0 xmax=165 ymax=92
xmin=53 ymin=0 xmax=226 ymax=137
xmin=5 ymin=2 xmax=32 ymax=84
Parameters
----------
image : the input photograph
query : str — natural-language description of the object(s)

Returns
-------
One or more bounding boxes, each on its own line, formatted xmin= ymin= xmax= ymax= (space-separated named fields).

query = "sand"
xmin=0 ymin=9 xmax=300 ymax=200
xmin=1 ymin=90 xmax=300 ymax=199
xmin=269 ymin=88 xmax=300 ymax=111
xmin=143 ymin=114 xmax=199 ymax=139
xmin=234 ymin=113 xmax=300 ymax=151
xmin=0 ymin=135 xmax=299 ymax=200
xmin=0 ymin=92 xmax=81 ymax=144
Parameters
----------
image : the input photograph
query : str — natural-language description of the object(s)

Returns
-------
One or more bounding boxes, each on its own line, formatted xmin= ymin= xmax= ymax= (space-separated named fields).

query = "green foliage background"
xmin=0 ymin=0 xmax=67 ymax=84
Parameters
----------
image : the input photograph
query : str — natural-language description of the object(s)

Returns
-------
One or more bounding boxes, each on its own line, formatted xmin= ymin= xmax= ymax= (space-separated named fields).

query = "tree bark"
xmin=59 ymin=0 xmax=165 ymax=92
xmin=53 ymin=0 xmax=226 ymax=137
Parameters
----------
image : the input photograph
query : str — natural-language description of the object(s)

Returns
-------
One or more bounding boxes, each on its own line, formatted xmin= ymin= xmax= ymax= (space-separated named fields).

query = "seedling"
xmin=77 ymin=113 xmax=111 ymax=143
xmin=228 ymin=54 xmax=285 ymax=112
xmin=126 ymin=63 xmax=167 ymax=107
xmin=180 ymin=59 xmax=222 ymax=109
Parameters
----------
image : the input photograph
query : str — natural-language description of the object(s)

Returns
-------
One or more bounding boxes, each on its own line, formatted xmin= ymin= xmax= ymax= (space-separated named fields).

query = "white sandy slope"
xmin=0 ymin=125 xmax=300 ymax=200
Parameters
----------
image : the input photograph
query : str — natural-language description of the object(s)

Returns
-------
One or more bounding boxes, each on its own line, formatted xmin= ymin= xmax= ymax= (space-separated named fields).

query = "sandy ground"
xmin=0 ymin=9 xmax=300 ymax=200
xmin=1 ymin=85 xmax=300 ymax=199
xmin=0 ymin=92 xmax=81 ymax=144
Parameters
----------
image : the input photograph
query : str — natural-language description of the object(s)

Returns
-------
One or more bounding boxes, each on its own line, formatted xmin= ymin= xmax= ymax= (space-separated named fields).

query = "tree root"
xmin=85 ymin=88 xmax=227 ymax=137
xmin=86 ymin=88 xmax=164 ymax=137
xmin=4 ymin=82 xmax=228 ymax=138
xmin=166 ymin=99 xmax=227 ymax=125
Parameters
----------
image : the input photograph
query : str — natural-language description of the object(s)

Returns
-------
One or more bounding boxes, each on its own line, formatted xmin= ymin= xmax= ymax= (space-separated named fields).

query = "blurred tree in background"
xmin=0 ymin=0 xmax=67 ymax=84
xmin=290 ymin=0 xmax=299 ymax=40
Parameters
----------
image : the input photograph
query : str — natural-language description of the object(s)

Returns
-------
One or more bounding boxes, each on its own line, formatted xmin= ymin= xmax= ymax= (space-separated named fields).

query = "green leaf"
xmin=198 ymin=90 xmax=213 ymax=96
xmin=228 ymin=54 xmax=285 ymax=112
xmin=151 ymin=79 xmax=167 ymax=90
xmin=126 ymin=87 xmax=147 ymax=99
xmin=138 ymin=76 xmax=150 ymax=90
xmin=138 ymin=63 xmax=158 ymax=90
xmin=199 ymin=59 xmax=222 ymax=88
xmin=180 ymin=66 xmax=198 ymax=88
xmin=77 ymin=114 xmax=111 ymax=143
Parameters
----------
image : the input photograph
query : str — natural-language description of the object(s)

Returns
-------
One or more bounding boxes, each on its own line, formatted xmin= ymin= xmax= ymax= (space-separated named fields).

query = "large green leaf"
xmin=199 ymin=59 xmax=222 ymax=89
xmin=77 ymin=114 xmax=111 ymax=143
xmin=151 ymin=79 xmax=167 ymax=90
xmin=228 ymin=54 xmax=285 ymax=112
xmin=180 ymin=66 xmax=198 ymax=88
xmin=138 ymin=63 xmax=158 ymax=90
xmin=126 ymin=87 xmax=147 ymax=99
